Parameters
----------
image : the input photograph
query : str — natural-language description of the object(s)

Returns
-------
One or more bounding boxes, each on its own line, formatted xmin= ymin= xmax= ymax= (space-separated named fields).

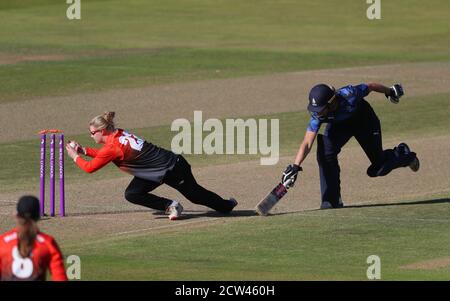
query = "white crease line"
xmin=63 ymin=217 xmax=227 ymax=250
xmin=0 ymin=200 xmax=15 ymax=204
xmin=71 ymin=216 xmax=122 ymax=221
xmin=77 ymin=205 xmax=112 ymax=208
xmin=112 ymin=218 xmax=221 ymax=236
xmin=346 ymin=189 xmax=450 ymax=207
xmin=76 ymin=205 xmax=139 ymax=209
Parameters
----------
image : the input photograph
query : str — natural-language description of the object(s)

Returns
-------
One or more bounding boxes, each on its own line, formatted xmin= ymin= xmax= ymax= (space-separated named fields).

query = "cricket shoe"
xmin=229 ymin=198 xmax=238 ymax=211
xmin=396 ymin=142 xmax=410 ymax=155
xmin=166 ymin=201 xmax=183 ymax=220
xmin=320 ymin=198 xmax=344 ymax=209
xmin=320 ymin=201 xmax=333 ymax=209
xmin=409 ymin=156 xmax=420 ymax=172
xmin=219 ymin=198 xmax=238 ymax=214
xmin=397 ymin=143 xmax=420 ymax=172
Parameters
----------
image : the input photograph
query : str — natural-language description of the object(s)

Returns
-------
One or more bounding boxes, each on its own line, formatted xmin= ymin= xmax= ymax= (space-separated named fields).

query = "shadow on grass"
xmin=265 ymin=198 xmax=450 ymax=216
xmin=152 ymin=209 xmax=258 ymax=220
xmin=344 ymin=198 xmax=450 ymax=209
xmin=47 ymin=207 xmax=256 ymax=219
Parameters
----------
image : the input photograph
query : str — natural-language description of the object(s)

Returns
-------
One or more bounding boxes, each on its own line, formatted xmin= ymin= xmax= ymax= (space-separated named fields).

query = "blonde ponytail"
xmin=90 ymin=111 xmax=116 ymax=132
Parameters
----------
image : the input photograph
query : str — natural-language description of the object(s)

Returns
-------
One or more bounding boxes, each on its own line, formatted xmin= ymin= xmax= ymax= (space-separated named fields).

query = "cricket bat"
xmin=255 ymin=178 xmax=294 ymax=216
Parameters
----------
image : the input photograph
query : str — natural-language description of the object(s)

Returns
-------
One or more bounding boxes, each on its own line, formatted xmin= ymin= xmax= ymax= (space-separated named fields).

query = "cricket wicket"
xmin=39 ymin=130 xmax=65 ymax=217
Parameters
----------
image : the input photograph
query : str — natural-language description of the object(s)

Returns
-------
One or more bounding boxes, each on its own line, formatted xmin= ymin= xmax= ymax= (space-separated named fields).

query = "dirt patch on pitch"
xmin=400 ymin=257 xmax=450 ymax=270
xmin=0 ymin=53 xmax=70 ymax=65
xmin=1 ymin=62 xmax=450 ymax=143
xmin=0 ymin=49 xmax=154 ymax=66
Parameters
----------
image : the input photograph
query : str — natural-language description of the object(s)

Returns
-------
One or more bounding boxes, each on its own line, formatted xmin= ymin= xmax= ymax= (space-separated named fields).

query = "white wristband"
xmin=73 ymin=155 xmax=79 ymax=162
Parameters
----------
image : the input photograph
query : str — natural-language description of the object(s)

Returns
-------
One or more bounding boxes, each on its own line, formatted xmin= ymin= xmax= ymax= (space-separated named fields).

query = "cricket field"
xmin=0 ymin=0 xmax=449 ymax=280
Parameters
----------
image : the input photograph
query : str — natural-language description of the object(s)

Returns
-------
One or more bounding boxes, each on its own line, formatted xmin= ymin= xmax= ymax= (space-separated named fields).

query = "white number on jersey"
xmin=119 ymin=131 xmax=144 ymax=151
xmin=12 ymin=246 xmax=34 ymax=279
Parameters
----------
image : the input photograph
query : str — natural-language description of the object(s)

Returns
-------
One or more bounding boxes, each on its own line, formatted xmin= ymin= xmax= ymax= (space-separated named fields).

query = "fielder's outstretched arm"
xmin=294 ymin=130 xmax=318 ymax=166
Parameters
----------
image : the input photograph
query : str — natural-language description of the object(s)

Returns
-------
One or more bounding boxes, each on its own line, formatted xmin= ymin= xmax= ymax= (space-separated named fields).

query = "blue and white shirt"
xmin=307 ymin=84 xmax=370 ymax=133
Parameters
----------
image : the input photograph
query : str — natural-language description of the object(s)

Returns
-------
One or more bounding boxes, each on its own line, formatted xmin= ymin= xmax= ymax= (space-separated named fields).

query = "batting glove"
xmin=385 ymin=84 xmax=404 ymax=104
xmin=281 ymin=164 xmax=302 ymax=188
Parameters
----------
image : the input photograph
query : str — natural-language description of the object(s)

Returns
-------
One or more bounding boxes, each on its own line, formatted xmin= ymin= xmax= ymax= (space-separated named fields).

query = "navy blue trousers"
xmin=316 ymin=100 xmax=416 ymax=207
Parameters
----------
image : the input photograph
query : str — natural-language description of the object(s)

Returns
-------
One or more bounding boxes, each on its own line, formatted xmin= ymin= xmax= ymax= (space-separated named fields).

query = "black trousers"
xmin=317 ymin=100 xmax=416 ymax=207
xmin=124 ymin=156 xmax=233 ymax=213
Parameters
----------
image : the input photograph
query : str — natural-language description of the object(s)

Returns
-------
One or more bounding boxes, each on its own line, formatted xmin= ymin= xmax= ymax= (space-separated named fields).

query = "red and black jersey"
xmin=76 ymin=129 xmax=178 ymax=183
xmin=0 ymin=228 xmax=67 ymax=281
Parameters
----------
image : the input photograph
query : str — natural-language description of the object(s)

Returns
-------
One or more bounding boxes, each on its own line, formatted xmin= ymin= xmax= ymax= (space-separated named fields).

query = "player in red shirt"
xmin=0 ymin=196 xmax=67 ymax=281
xmin=66 ymin=112 xmax=237 ymax=220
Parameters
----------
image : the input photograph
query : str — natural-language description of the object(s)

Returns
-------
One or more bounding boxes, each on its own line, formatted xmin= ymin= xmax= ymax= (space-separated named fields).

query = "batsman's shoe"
xmin=320 ymin=201 xmax=334 ymax=210
xmin=229 ymin=198 xmax=238 ymax=211
xmin=320 ymin=198 xmax=344 ymax=209
xmin=220 ymin=198 xmax=238 ymax=214
xmin=166 ymin=202 xmax=183 ymax=220
xmin=409 ymin=156 xmax=420 ymax=172
xmin=397 ymin=142 xmax=411 ymax=155
xmin=397 ymin=143 xmax=420 ymax=172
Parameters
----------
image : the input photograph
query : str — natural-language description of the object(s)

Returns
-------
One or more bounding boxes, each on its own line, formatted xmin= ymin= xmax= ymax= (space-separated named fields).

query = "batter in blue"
xmin=281 ymin=82 xmax=420 ymax=209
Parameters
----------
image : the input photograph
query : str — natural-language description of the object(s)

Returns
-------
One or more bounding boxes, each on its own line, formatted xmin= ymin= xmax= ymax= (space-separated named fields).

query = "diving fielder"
xmin=66 ymin=112 xmax=237 ymax=220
